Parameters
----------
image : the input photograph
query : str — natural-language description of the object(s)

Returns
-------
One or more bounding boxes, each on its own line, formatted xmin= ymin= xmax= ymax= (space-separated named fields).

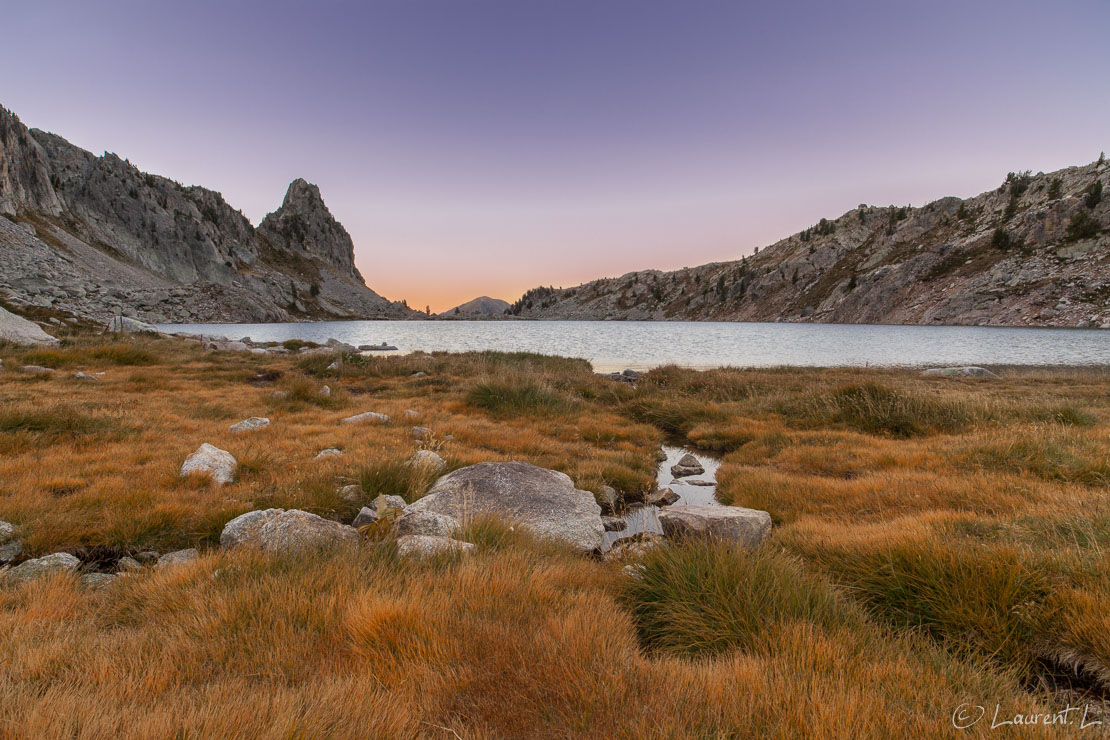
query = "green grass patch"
xmin=466 ymin=377 xmax=577 ymax=418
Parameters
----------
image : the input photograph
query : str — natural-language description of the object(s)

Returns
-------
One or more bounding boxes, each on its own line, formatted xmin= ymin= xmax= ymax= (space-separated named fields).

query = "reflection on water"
xmin=603 ymin=446 xmax=720 ymax=548
xmin=159 ymin=319 xmax=1110 ymax=372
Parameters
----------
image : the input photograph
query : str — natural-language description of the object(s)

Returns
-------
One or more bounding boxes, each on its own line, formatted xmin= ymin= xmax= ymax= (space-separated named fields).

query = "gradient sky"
xmin=5 ymin=1 xmax=1108 ymax=312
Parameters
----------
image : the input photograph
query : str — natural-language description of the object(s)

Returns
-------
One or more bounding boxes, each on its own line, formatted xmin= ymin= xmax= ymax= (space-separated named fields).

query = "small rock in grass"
xmin=373 ymin=494 xmax=408 ymax=511
xmin=352 ymin=507 xmax=379 ymax=527
xmin=921 ymin=366 xmax=999 ymax=378
xmin=81 ymin=572 xmax=117 ymax=589
xmin=117 ymin=556 xmax=143 ymax=573
xmin=338 ymin=484 xmax=363 ymax=503
xmin=21 ymin=365 xmax=54 ymax=375
xmin=157 ymin=548 xmax=199 ymax=567
xmin=315 ymin=448 xmax=343 ymax=459
xmin=395 ymin=535 xmax=473 ymax=558
xmin=320 ymin=385 xmax=331 ymax=397
xmin=0 ymin=540 xmax=22 ymax=564
xmin=408 ymin=449 xmax=446 ymax=473
xmin=402 ymin=409 xmax=419 ymax=419
xmin=74 ymin=371 xmax=99 ymax=381
xmin=180 ymin=443 xmax=237 ymax=484
xmin=412 ymin=426 xmax=432 ymax=439
xmin=229 ymin=417 xmax=270 ymax=433
xmin=3 ymin=552 xmax=81 ymax=583
xmin=134 ymin=551 xmax=160 ymax=564
xmin=340 ymin=411 xmax=391 ymax=425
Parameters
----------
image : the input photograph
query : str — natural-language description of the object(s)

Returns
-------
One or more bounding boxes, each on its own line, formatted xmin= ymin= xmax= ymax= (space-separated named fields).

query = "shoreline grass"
xmin=1 ymin=332 xmax=1108 ymax=735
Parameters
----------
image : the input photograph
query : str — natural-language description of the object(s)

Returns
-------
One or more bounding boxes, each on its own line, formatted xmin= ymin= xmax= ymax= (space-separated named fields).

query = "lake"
xmin=157 ymin=320 xmax=1110 ymax=372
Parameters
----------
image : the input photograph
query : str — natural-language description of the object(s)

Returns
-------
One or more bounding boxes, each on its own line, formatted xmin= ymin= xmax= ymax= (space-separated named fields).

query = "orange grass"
xmin=1 ymin=335 xmax=1108 ymax=735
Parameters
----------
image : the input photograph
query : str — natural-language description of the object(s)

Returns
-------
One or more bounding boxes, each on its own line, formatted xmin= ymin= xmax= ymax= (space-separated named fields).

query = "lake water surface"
xmin=158 ymin=320 xmax=1110 ymax=372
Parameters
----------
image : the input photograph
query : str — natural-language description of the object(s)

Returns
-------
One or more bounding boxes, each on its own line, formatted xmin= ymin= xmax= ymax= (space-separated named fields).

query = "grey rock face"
xmin=258 ymin=179 xmax=362 ymax=279
xmin=670 ymin=453 xmax=705 ymax=478
xmin=0 ymin=305 xmax=58 ymax=345
xmin=0 ymin=521 xmax=14 ymax=543
xmin=0 ymin=540 xmax=23 ymax=564
xmin=395 ymin=535 xmax=474 ymax=558
xmin=3 ymin=552 xmax=81 ymax=583
xmin=338 ymin=484 xmax=363 ymax=503
xmin=602 ymin=516 xmax=628 ymax=532
xmin=657 ymin=505 xmax=772 ymax=547
xmin=220 ymin=508 xmax=284 ymax=548
xmin=229 ymin=417 xmax=270 ymax=433
xmin=180 ymin=443 xmax=237 ymax=484
xmin=374 ymin=494 xmax=408 ymax=511
xmin=340 ymin=411 xmax=391 ymax=425
xmin=394 ymin=510 xmax=460 ymax=539
xmin=0 ymin=106 xmax=419 ymax=324
xmin=157 ymin=548 xmax=199 ymax=567
xmin=921 ymin=366 xmax=999 ymax=378
xmin=406 ymin=461 xmax=606 ymax=552
xmin=256 ymin=510 xmax=358 ymax=553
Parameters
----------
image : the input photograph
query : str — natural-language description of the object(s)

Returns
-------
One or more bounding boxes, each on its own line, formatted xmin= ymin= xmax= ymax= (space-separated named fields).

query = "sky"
xmin=4 ymin=1 xmax=1108 ymax=312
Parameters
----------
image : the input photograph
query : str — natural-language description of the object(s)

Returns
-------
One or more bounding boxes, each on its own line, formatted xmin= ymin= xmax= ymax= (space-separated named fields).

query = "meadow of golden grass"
xmin=1 ymin=329 xmax=1108 ymax=737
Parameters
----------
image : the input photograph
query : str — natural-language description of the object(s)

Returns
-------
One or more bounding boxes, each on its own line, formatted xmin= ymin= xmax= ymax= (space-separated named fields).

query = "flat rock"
xmin=340 ymin=411 xmax=391 ymax=425
xmin=20 ymin=365 xmax=54 ymax=375
xmin=157 ymin=548 xmax=199 ymax=567
xmin=180 ymin=443 xmax=237 ymax=484
xmin=921 ymin=366 xmax=999 ymax=378
xmin=406 ymin=461 xmax=605 ymax=552
xmin=73 ymin=371 xmax=100 ymax=381
xmin=229 ymin=417 xmax=270 ymax=433
xmin=657 ymin=505 xmax=772 ymax=547
xmin=395 ymin=535 xmax=473 ymax=558
xmin=670 ymin=453 xmax=705 ymax=478
xmin=0 ymin=305 xmax=59 ymax=346
xmin=315 ymin=448 xmax=343 ymax=459
xmin=220 ymin=509 xmax=284 ymax=548
xmin=3 ymin=552 xmax=80 ymax=583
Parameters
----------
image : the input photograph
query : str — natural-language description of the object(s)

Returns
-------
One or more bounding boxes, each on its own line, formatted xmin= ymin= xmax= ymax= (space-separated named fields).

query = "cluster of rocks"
xmin=0 ymin=518 xmax=202 ymax=587
xmin=598 ymin=369 xmax=642 ymax=384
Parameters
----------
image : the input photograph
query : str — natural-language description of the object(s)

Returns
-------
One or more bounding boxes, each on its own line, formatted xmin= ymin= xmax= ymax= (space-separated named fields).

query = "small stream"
xmin=603 ymin=445 xmax=721 ymax=548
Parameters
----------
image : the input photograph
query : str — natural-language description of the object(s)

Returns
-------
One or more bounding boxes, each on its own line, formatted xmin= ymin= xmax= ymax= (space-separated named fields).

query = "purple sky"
xmin=6 ymin=1 xmax=1108 ymax=312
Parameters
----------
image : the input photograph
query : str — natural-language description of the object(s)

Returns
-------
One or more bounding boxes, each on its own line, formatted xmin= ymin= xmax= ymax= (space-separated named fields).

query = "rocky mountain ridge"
xmin=509 ymin=158 xmax=1109 ymax=328
xmin=0 ymin=106 xmax=417 ymax=323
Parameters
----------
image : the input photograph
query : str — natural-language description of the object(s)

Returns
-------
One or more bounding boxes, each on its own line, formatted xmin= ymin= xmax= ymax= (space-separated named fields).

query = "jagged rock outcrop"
xmin=509 ymin=160 xmax=1110 ymax=328
xmin=0 ymin=105 xmax=419 ymax=323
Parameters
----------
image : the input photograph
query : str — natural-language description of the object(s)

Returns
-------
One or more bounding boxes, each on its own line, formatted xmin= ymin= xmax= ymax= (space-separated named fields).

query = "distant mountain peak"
xmin=443 ymin=296 xmax=510 ymax=316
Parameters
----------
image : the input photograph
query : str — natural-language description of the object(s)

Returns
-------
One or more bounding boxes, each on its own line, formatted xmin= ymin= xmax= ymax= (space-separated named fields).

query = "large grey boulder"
xmin=394 ymin=510 xmax=460 ymax=538
xmin=252 ymin=510 xmax=357 ymax=553
xmin=106 ymin=316 xmax=159 ymax=334
xmin=229 ymin=417 xmax=269 ymax=433
xmin=395 ymin=535 xmax=474 ymax=558
xmin=406 ymin=461 xmax=605 ymax=552
xmin=921 ymin=366 xmax=998 ymax=378
xmin=220 ymin=509 xmax=284 ymax=548
xmin=657 ymin=505 xmax=772 ymax=547
xmin=340 ymin=411 xmax=391 ymax=425
xmin=0 ymin=305 xmax=58 ymax=346
xmin=3 ymin=552 xmax=80 ymax=583
xmin=180 ymin=443 xmax=237 ymax=484
xmin=670 ymin=453 xmax=704 ymax=478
